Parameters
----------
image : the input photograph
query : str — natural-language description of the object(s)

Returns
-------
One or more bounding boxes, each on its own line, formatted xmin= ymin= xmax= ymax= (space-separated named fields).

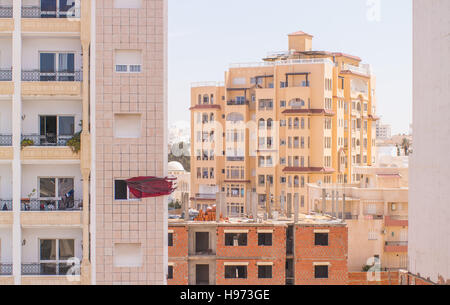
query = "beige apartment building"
xmin=0 ymin=0 xmax=168 ymax=285
xmin=308 ymin=158 xmax=409 ymax=272
xmin=190 ymin=31 xmax=378 ymax=217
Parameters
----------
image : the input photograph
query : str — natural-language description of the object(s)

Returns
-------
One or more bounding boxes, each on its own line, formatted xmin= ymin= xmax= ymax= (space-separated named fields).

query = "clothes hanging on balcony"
xmin=126 ymin=177 xmax=177 ymax=199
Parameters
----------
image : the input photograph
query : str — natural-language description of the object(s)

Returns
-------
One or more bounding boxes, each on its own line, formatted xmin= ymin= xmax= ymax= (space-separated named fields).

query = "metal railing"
xmin=21 ymin=199 xmax=82 ymax=211
xmin=344 ymin=213 xmax=359 ymax=220
xmin=0 ymin=6 xmax=12 ymax=18
xmin=0 ymin=134 xmax=12 ymax=146
xmin=0 ymin=264 xmax=12 ymax=276
xmin=21 ymin=263 xmax=73 ymax=276
xmin=21 ymin=134 xmax=73 ymax=146
xmin=227 ymin=100 xmax=249 ymax=106
xmin=0 ymin=69 xmax=12 ymax=81
xmin=0 ymin=200 xmax=12 ymax=211
xmin=22 ymin=70 xmax=82 ymax=82
xmin=385 ymin=241 xmax=408 ymax=247
xmin=21 ymin=6 xmax=80 ymax=18
xmin=230 ymin=58 xmax=334 ymax=69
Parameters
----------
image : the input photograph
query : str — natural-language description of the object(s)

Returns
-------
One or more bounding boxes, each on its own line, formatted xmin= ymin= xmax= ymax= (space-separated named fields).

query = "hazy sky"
xmin=168 ymin=0 xmax=412 ymax=135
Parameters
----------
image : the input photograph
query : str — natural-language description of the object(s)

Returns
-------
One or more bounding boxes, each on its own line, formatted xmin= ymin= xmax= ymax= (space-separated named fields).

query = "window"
xmin=168 ymin=266 xmax=173 ymax=279
xmin=225 ymin=265 xmax=247 ymax=279
xmin=168 ymin=233 xmax=173 ymax=247
xmin=113 ymin=243 xmax=143 ymax=267
xmin=258 ymin=265 xmax=272 ymax=279
xmin=314 ymin=265 xmax=329 ymax=279
xmin=258 ymin=233 xmax=272 ymax=246
xmin=114 ymin=0 xmax=142 ymax=9
xmin=39 ymin=52 xmax=75 ymax=81
xmin=37 ymin=177 xmax=75 ymax=210
xmin=114 ymin=113 xmax=142 ymax=138
xmin=114 ymin=180 xmax=138 ymax=201
xmin=39 ymin=239 xmax=75 ymax=275
xmin=114 ymin=50 xmax=142 ymax=73
xmin=315 ymin=233 xmax=329 ymax=246
xmin=225 ymin=233 xmax=247 ymax=246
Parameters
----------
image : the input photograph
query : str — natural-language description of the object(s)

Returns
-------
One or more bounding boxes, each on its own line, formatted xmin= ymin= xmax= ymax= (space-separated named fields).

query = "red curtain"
xmin=126 ymin=177 xmax=177 ymax=199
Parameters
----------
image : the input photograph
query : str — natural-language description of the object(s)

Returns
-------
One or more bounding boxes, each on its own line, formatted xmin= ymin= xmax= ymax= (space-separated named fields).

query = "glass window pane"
xmin=58 ymin=178 xmax=74 ymax=198
xmin=41 ymin=0 xmax=57 ymax=11
xmin=40 ymin=178 xmax=56 ymax=198
xmin=58 ymin=53 xmax=75 ymax=72
xmin=59 ymin=116 xmax=75 ymax=136
xmin=59 ymin=0 xmax=75 ymax=12
xmin=114 ymin=180 xmax=128 ymax=200
xmin=40 ymin=53 xmax=56 ymax=73
xmin=59 ymin=239 xmax=75 ymax=260
xmin=40 ymin=239 xmax=56 ymax=260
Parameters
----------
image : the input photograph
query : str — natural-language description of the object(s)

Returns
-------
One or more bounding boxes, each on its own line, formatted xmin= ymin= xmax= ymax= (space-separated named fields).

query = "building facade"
xmin=409 ymin=0 xmax=450 ymax=285
xmin=376 ymin=120 xmax=391 ymax=140
xmin=190 ymin=31 xmax=378 ymax=218
xmin=308 ymin=163 xmax=408 ymax=272
xmin=0 ymin=0 xmax=168 ymax=285
xmin=168 ymin=214 xmax=348 ymax=285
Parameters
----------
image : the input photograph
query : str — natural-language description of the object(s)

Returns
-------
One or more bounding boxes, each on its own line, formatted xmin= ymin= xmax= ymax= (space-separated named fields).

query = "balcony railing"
xmin=21 ymin=134 xmax=73 ymax=146
xmin=22 ymin=70 xmax=82 ymax=82
xmin=0 ymin=199 xmax=12 ymax=211
xmin=0 ymin=69 xmax=12 ymax=81
xmin=21 ymin=263 xmax=74 ymax=276
xmin=385 ymin=241 xmax=408 ymax=247
xmin=21 ymin=6 xmax=80 ymax=18
xmin=0 ymin=264 xmax=12 ymax=276
xmin=21 ymin=199 xmax=82 ymax=211
xmin=0 ymin=134 xmax=12 ymax=146
xmin=344 ymin=213 xmax=359 ymax=220
xmin=0 ymin=6 xmax=12 ymax=18
xmin=227 ymin=100 xmax=249 ymax=106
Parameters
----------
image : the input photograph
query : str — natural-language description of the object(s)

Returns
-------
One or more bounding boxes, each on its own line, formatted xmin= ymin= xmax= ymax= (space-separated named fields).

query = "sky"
xmin=168 ymin=0 xmax=412 ymax=135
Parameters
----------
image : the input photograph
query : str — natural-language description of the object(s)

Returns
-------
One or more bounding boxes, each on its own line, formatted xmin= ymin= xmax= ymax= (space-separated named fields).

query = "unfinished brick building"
xmin=168 ymin=214 xmax=348 ymax=285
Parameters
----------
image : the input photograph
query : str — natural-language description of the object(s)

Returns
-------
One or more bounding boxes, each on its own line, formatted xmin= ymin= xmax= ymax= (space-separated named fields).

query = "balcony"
xmin=0 ymin=6 xmax=12 ymax=18
xmin=21 ymin=198 xmax=82 ymax=212
xmin=21 ymin=263 xmax=74 ymax=276
xmin=21 ymin=5 xmax=81 ymax=34
xmin=0 ymin=199 xmax=12 ymax=211
xmin=385 ymin=215 xmax=408 ymax=227
xmin=384 ymin=241 xmax=408 ymax=253
xmin=0 ymin=69 xmax=12 ymax=81
xmin=0 ymin=134 xmax=12 ymax=146
xmin=0 ymin=263 xmax=12 ymax=276
xmin=227 ymin=100 xmax=249 ymax=106
xmin=21 ymin=134 xmax=73 ymax=147
xmin=21 ymin=70 xmax=82 ymax=96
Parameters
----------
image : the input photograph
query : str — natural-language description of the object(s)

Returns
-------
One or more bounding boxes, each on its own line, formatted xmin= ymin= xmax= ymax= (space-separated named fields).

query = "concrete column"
xmin=12 ymin=0 xmax=22 ymax=286
xmin=321 ymin=189 xmax=326 ymax=214
xmin=331 ymin=190 xmax=335 ymax=217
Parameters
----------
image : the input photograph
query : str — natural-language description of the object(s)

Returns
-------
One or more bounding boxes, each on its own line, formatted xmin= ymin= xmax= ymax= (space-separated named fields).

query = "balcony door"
xmin=41 ymin=0 xmax=76 ymax=18
xmin=40 ymin=115 xmax=74 ymax=145
xmin=39 ymin=177 xmax=74 ymax=210
xmin=39 ymin=52 xmax=75 ymax=81
xmin=39 ymin=239 xmax=75 ymax=275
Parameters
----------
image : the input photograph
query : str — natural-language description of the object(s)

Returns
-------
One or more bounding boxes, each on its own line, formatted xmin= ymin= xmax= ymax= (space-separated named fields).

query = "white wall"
xmin=22 ymin=100 xmax=82 ymax=134
xmin=21 ymin=164 xmax=82 ymax=200
xmin=0 ymin=228 xmax=12 ymax=263
xmin=22 ymin=38 xmax=82 ymax=71
xmin=0 ymin=164 xmax=12 ymax=199
xmin=22 ymin=228 xmax=82 ymax=263
xmin=0 ymin=100 xmax=12 ymax=135
xmin=410 ymin=0 xmax=450 ymax=284
xmin=0 ymin=38 xmax=12 ymax=70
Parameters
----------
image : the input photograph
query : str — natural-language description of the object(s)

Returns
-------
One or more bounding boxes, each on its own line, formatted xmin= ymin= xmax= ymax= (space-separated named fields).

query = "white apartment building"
xmin=376 ymin=120 xmax=391 ymax=140
xmin=0 ymin=0 xmax=168 ymax=285
xmin=409 ymin=0 xmax=450 ymax=285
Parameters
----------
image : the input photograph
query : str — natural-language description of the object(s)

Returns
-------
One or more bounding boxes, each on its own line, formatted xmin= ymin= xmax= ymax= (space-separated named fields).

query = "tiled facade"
xmin=94 ymin=0 xmax=168 ymax=285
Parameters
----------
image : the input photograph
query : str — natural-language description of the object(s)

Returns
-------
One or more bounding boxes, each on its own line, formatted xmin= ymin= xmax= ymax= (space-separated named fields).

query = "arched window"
xmin=210 ymin=113 xmax=214 ymax=122
xmin=294 ymin=118 xmax=300 ymax=129
xmin=198 ymin=95 xmax=202 ymax=105
xmin=210 ymin=94 xmax=214 ymax=104
xmin=203 ymin=94 xmax=209 ymax=104
xmin=301 ymin=118 xmax=305 ymax=129
xmin=267 ymin=119 xmax=273 ymax=130
xmin=258 ymin=118 xmax=265 ymax=129
xmin=294 ymin=176 xmax=299 ymax=188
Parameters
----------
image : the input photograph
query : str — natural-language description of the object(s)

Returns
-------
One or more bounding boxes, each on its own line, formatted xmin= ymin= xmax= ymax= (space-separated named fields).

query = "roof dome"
xmin=168 ymin=161 xmax=185 ymax=172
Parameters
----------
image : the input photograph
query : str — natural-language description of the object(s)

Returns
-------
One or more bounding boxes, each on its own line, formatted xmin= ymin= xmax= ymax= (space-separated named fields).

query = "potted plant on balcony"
xmin=67 ymin=131 xmax=81 ymax=153
xmin=21 ymin=138 xmax=34 ymax=149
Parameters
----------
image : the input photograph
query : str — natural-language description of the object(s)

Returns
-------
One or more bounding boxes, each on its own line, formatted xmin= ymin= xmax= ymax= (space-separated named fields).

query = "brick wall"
xmin=348 ymin=271 xmax=399 ymax=285
xmin=294 ymin=226 xmax=348 ymax=285
xmin=168 ymin=226 xmax=189 ymax=285
xmin=215 ymin=226 xmax=286 ymax=285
